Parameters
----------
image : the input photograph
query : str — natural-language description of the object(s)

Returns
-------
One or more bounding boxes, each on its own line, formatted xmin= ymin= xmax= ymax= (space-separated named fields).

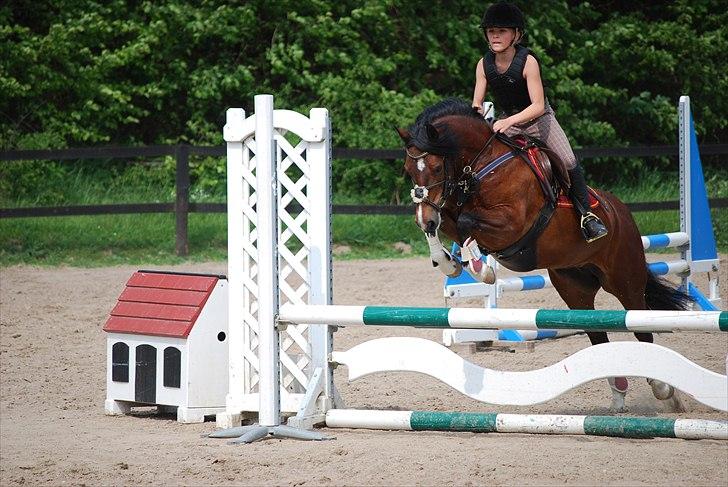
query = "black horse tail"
xmin=645 ymin=270 xmax=694 ymax=311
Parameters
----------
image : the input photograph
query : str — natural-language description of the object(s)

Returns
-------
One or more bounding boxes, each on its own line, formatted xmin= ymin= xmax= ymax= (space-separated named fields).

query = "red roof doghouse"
xmin=103 ymin=270 xmax=228 ymax=423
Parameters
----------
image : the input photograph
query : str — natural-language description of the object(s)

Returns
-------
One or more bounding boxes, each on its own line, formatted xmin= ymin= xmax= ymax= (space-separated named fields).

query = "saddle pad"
xmin=557 ymin=189 xmax=600 ymax=209
xmin=510 ymin=136 xmax=551 ymax=199
xmin=511 ymin=136 xmax=600 ymax=210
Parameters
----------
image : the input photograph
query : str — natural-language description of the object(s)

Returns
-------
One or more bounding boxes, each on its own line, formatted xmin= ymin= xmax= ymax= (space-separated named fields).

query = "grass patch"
xmin=0 ymin=213 xmax=226 ymax=266
xmin=332 ymin=214 xmax=427 ymax=258
xmin=3 ymin=207 xmax=725 ymax=267
xmin=1 ymin=166 xmax=725 ymax=267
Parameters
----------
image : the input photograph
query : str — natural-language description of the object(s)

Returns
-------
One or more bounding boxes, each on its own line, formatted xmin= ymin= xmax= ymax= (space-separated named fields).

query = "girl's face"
xmin=486 ymin=27 xmax=519 ymax=52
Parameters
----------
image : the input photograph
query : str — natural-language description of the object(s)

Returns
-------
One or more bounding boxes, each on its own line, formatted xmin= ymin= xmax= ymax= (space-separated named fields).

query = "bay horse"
xmin=397 ymin=98 xmax=692 ymax=411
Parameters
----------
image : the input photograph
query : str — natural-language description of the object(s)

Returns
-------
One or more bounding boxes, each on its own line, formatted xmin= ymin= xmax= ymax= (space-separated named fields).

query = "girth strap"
xmin=492 ymin=201 xmax=556 ymax=261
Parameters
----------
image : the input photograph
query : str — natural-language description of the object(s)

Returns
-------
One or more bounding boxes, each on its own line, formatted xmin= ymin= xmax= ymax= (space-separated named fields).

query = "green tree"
xmin=1 ymin=0 xmax=725 ymax=200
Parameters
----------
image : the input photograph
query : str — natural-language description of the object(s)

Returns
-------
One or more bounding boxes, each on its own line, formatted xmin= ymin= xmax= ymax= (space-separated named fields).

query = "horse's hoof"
xmin=648 ymin=378 xmax=675 ymax=400
xmin=664 ymin=395 xmax=687 ymax=413
xmin=611 ymin=403 xmax=627 ymax=413
xmin=481 ymin=266 xmax=496 ymax=284
xmin=464 ymin=259 xmax=496 ymax=284
xmin=446 ymin=261 xmax=463 ymax=278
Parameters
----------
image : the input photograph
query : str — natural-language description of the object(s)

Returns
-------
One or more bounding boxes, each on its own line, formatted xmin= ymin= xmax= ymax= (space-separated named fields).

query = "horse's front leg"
xmin=424 ymin=231 xmax=462 ymax=278
xmin=454 ymin=210 xmax=514 ymax=285
xmin=419 ymin=208 xmax=464 ymax=278
xmin=460 ymin=236 xmax=496 ymax=284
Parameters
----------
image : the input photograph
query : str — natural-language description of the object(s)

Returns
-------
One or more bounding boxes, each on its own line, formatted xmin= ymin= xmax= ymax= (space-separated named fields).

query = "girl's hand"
xmin=493 ymin=117 xmax=514 ymax=133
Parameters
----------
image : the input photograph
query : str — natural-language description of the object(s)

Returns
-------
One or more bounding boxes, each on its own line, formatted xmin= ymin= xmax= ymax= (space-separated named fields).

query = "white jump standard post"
xmin=211 ymin=95 xmax=332 ymax=443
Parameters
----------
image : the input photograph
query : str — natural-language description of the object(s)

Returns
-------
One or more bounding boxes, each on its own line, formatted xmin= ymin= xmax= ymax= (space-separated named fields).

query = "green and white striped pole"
xmin=279 ymin=304 xmax=728 ymax=332
xmin=326 ymin=409 xmax=728 ymax=441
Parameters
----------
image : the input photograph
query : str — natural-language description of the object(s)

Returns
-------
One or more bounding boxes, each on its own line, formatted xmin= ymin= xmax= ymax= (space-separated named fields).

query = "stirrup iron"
xmin=580 ymin=212 xmax=608 ymax=243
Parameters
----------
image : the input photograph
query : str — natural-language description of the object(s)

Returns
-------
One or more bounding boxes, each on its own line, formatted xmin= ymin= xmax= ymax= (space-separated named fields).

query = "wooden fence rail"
xmin=2 ymin=144 xmax=726 ymax=256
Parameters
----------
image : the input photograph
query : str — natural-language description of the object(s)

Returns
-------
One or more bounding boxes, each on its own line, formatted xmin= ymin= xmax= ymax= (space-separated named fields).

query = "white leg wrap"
xmin=425 ymin=233 xmax=462 ymax=278
xmin=461 ymin=237 xmax=496 ymax=284
xmin=608 ymin=377 xmax=628 ymax=412
xmin=464 ymin=264 xmax=496 ymax=285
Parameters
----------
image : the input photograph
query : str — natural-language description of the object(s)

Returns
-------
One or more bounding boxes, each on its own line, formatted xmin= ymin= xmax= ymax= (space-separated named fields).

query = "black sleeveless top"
xmin=483 ymin=45 xmax=540 ymax=116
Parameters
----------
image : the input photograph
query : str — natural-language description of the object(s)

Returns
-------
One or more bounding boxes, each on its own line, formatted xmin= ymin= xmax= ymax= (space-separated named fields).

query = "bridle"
xmin=406 ymin=131 xmax=499 ymax=213
xmin=406 ymin=147 xmax=452 ymax=212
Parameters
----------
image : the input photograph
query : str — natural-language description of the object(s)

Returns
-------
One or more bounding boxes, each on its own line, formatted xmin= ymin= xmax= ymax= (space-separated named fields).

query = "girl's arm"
xmin=493 ymin=55 xmax=546 ymax=132
xmin=471 ymin=58 xmax=487 ymax=114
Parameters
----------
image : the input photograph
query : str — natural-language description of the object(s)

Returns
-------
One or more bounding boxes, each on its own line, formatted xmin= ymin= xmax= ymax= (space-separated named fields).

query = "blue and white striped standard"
xmin=499 ymin=274 xmax=551 ymax=292
xmin=648 ymin=260 xmax=690 ymax=276
xmin=497 ymin=329 xmax=576 ymax=341
xmin=496 ymin=259 xmax=688 ymax=293
xmin=326 ymin=409 xmax=728 ymax=441
xmin=641 ymin=232 xmax=689 ymax=250
xmin=447 ymin=233 xmax=690 ymax=299
xmin=279 ymin=304 xmax=728 ymax=332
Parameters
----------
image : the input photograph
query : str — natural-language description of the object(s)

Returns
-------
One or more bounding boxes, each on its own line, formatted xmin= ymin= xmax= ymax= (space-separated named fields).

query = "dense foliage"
xmin=2 ymin=0 xmax=726 ymax=202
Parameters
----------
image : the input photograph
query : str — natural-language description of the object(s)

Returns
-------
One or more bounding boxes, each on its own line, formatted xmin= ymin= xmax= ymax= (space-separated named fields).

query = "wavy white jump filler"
xmin=331 ymin=337 xmax=728 ymax=412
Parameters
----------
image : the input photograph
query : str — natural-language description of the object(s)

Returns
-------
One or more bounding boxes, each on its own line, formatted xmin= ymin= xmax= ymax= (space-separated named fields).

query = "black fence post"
xmin=175 ymin=144 xmax=190 ymax=256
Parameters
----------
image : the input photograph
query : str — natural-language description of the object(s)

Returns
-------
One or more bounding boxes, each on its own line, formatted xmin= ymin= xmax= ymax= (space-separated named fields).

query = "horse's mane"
xmin=408 ymin=98 xmax=485 ymax=156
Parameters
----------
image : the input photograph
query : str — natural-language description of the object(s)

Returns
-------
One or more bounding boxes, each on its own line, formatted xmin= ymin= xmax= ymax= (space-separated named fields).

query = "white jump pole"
xmin=255 ymin=95 xmax=280 ymax=428
xmin=326 ymin=409 xmax=728 ymax=441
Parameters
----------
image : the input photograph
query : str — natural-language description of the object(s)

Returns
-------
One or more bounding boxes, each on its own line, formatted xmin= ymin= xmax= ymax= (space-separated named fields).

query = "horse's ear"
xmin=425 ymin=123 xmax=439 ymax=141
xmin=395 ymin=127 xmax=410 ymax=143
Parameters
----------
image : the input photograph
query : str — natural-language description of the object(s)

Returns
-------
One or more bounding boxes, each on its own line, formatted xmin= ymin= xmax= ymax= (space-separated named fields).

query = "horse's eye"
xmin=434 ymin=165 xmax=444 ymax=175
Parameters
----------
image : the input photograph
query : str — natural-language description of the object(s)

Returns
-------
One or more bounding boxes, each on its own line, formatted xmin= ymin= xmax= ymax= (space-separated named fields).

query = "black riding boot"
xmin=568 ymin=165 xmax=608 ymax=242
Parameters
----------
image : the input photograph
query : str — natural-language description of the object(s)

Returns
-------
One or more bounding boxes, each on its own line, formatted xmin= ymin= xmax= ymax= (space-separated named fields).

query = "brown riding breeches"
xmin=503 ymin=106 xmax=578 ymax=170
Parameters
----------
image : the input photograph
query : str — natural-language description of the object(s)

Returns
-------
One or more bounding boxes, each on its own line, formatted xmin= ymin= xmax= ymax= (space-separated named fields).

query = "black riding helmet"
xmin=480 ymin=1 xmax=525 ymax=31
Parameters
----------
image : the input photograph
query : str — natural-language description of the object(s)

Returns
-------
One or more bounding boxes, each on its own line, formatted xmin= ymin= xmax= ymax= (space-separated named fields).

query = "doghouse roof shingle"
xmin=103 ymin=270 xmax=224 ymax=338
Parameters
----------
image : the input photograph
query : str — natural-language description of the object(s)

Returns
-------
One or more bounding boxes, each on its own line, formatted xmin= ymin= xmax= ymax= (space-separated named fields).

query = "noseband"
xmin=406 ymin=131 xmax=498 ymax=213
xmin=406 ymin=147 xmax=453 ymax=212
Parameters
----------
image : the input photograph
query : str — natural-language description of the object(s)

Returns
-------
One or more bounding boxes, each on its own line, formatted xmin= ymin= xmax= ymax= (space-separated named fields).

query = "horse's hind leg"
xmin=600 ymin=265 xmax=685 ymax=411
xmin=549 ymin=267 xmax=629 ymax=412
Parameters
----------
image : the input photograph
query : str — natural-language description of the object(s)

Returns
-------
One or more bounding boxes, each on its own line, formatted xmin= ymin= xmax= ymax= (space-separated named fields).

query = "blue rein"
xmin=472 ymin=150 xmax=519 ymax=181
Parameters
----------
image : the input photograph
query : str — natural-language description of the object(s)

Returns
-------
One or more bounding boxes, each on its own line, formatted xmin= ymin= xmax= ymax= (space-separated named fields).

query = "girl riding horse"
xmin=472 ymin=1 xmax=608 ymax=243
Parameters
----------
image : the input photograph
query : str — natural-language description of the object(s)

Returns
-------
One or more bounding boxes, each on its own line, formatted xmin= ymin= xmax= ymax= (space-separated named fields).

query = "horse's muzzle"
xmin=416 ymin=202 xmax=441 ymax=236
xmin=425 ymin=219 xmax=438 ymax=236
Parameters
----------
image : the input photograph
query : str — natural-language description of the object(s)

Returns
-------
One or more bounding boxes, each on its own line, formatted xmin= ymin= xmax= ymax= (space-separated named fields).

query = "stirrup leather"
xmin=580 ymin=212 xmax=608 ymax=243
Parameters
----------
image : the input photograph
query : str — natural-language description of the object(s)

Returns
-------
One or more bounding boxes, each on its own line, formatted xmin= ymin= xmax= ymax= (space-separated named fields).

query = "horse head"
xmin=397 ymin=98 xmax=494 ymax=236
